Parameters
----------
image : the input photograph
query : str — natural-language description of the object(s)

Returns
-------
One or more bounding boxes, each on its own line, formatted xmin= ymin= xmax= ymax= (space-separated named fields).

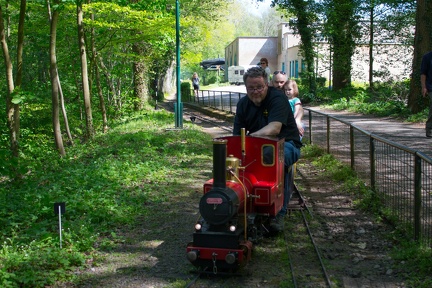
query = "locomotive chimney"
xmin=212 ymin=139 xmax=227 ymax=188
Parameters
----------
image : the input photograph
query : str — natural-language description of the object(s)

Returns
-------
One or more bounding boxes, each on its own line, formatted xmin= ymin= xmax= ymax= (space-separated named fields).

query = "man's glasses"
xmin=274 ymin=71 xmax=286 ymax=75
xmin=246 ymin=86 xmax=265 ymax=93
xmin=260 ymin=62 xmax=266 ymax=65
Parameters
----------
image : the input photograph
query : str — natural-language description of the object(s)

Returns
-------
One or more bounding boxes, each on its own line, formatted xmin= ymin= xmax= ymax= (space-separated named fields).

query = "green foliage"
xmin=311 ymin=154 xmax=357 ymax=182
xmin=299 ymin=144 xmax=325 ymax=159
xmin=316 ymin=77 xmax=326 ymax=88
xmin=0 ymin=108 xmax=213 ymax=287
xmin=203 ymin=72 xmax=224 ymax=86
xmin=309 ymin=80 xmax=427 ymax=123
xmin=0 ymin=239 xmax=85 ymax=287
xmin=181 ymin=82 xmax=192 ymax=102
xmin=391 ymin=239 xmax=432 ymax=288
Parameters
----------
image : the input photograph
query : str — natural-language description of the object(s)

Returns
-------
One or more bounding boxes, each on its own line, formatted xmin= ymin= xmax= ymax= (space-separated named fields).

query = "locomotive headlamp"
xmin=194 ymin=223 xmax=202 ymax=231
xmin=187 ymin=250 xmax=199 ymax=262
xmin=225 ymin=252 xmax=237 ymax=264
xmin=229 ymin=225 xmax=236 ymax=232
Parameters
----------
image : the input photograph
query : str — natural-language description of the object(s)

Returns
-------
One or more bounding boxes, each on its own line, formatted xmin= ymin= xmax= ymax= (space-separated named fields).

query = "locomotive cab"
xmin=187 ymin=134 xmax=286 ymax=272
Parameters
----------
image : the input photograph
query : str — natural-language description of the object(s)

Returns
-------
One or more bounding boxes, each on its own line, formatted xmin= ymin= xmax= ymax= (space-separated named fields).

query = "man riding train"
xmin=233 ymin=67 xmax=302 ymax=232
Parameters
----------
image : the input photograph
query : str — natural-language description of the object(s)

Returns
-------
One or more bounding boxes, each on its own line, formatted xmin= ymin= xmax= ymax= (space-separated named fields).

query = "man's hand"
xmin=249 ymin=121 xmax=282 ymax=137
xmin=423 ymin=87 xmax=428 ymax=98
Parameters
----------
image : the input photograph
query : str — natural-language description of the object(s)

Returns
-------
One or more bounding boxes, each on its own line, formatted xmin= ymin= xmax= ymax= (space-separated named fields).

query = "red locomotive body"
xmin=186 ymin=134 xmax=286 ymax=272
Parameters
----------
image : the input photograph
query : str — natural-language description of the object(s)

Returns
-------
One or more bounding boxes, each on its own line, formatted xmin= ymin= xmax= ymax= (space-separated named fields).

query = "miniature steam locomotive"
xmin=186 ymin=130 xmax=286 ymax=273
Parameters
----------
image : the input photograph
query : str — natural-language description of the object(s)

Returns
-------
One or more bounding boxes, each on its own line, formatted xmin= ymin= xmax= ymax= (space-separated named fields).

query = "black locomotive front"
xmin=186 ymin=134 xmax=285 ymax=272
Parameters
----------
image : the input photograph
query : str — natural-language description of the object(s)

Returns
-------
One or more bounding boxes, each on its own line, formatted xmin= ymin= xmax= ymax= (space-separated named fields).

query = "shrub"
xmin=180 ymin=82 xmax=192 ymax=102
xmin=316 ymin=77 xmax=326 ymax=87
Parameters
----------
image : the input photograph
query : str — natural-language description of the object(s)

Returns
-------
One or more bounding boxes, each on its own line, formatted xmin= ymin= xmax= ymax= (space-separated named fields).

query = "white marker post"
xmin=54 ymin=202 xmax=66 ymax=249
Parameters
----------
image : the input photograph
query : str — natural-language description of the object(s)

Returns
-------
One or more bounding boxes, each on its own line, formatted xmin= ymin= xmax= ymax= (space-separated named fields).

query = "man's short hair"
xmin=243 ymin=67 xmax=268 ymax=84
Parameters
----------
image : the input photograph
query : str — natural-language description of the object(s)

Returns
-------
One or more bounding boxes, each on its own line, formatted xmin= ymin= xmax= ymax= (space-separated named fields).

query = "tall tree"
xmin=408 ymin=0 xmax=432 ymax=113
xmin=324 ymin=0 xmax=360 ymax=90
xmin=132 ymin=42 xmax=148 ymax=110
xmin=47 ymin=0 xmax=74 ymax=147
xmin=0 ymin=1 xmax=25 ymax=162
xmin=357 ymin=0 xmax=414 ymax=88
xmin=49 ymin=0 xmax=65 ymax=156
xmin=89 ymin=12 xmax=108 ymax=132
xmin=77 ymin=0 xmax=94 ymax=139
xmin=273 ymin=0 xmax=318 ymax=94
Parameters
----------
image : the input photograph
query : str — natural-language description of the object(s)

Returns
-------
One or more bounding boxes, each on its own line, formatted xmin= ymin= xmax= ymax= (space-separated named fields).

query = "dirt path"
xmin=59 ymin=100 xmax=411 ymax=287
xmin=64 ymin=156 xmax=406 ymax=287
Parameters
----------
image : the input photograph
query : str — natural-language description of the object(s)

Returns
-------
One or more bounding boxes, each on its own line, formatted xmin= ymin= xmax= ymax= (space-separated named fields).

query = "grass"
xmin=306 ymin=82 xmax=429 ymax=123
xmin=0 ymin=108 xmax=214 ymax=287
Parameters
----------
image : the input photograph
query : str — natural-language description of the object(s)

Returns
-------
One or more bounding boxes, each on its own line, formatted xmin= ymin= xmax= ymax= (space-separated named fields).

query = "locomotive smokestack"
xmin=212 ymin=139 xmax=227 ymax=188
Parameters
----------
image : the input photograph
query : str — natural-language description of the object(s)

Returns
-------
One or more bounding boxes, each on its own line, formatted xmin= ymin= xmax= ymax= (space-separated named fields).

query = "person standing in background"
xmin=260 ymin=58 xmax=272 ymax=84
xmin=420 ymin=52 xmax=432 ymax=138
xmin=192 ymin=72 xmax=200 ymax=98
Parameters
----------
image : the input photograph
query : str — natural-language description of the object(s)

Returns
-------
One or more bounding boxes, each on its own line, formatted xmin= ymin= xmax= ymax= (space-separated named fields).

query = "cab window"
xmin=262 ymin=145 xmax=274 ymax=166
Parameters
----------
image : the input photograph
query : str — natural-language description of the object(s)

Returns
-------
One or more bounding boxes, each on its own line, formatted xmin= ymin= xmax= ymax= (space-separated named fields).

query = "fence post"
xmin=350 ymin=125 xmax=354 ymax=169
xmin=308 ymin=110 xmax=312 ymax=144
xmin=326 ymin=115 xmax=330 ymax=153
xmin=414 ymin=153 xmax=422 ymax=242
xmin=370 ymin=137 xmax=375 ymax=191
xmin=220 ymin=92 xmax=224 ymax=111
xmin=229 ymin=92 xmax=233 ymax=113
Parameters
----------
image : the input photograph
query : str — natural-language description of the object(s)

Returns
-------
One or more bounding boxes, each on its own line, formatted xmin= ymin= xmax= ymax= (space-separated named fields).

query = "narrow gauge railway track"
xmin=185 ymin=272 xmax=239 ymax=288
xmin=163 ymin=100 xmax=332 ymax=287
xmin=159 ymin=100 xmax=234 ymax=134
xmin=285 ymin=185 xmax=333 ymax=287
xmin=184 ymin=187 xmax=332 ymax=288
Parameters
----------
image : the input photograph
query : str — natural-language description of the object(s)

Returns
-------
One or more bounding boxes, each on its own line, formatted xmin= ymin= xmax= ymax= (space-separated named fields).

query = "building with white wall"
xmin=225 ymin=22 xmax=412 ymax=85
xmin=224 ymin=37 xmax=278 ymax=82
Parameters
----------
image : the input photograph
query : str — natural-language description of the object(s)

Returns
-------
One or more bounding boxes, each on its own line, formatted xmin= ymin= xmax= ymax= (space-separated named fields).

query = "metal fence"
xmin=189 ymin=89 xmax=246 ymax=114
xmin=189 ymin=89 xmax=432 ymax=247
xmin=306 ymin=109 xmax=432 ymax=247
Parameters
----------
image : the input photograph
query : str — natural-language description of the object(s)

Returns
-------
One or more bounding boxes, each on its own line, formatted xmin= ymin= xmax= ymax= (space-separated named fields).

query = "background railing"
xmin=306 ymin=110 xmax=432 ymax=247
xmin=187 ymin=89 xmax=432 ymax=247
xmin=188 ymin=89 xmax=246 ymax=114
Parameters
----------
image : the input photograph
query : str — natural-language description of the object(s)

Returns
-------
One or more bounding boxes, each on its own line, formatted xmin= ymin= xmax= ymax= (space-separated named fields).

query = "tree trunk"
xmin=15 ymin=0 xmax=24 ymax=139
xmin=98 ymin=56 xmax=117 ymax=107
xmin=0 ymin=4 xmax=19 ymax=159
xmin=408 ymin=0 xmax=432 ymax=113
xmin=90 ymin=12 xmax=108 ymax=132
xmin=77 ymin=2 xmax=94 ymax=139
xmin=291 ymin=0 xmax=316 ymax=94
xmin=132 ymin=43 xmax=148 ymax=110
xmin=332 ymin=36 xmax=353 ymax=90
xmin=49 ymin=0 xmax=65 ymax=156
xmin=47 ymin=0 xmax=74 ymax=145
xmin=328 ymin=0 xmax=358 ymax=91
xmin=58 ymin=74 xmax=74 ymax=145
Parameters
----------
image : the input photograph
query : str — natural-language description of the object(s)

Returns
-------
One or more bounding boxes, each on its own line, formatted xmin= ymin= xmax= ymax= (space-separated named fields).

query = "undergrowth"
xmin=0 ymin=108 xmax=213 ymax=287
xmin=310 ymin=83 xmax=429 ymax=123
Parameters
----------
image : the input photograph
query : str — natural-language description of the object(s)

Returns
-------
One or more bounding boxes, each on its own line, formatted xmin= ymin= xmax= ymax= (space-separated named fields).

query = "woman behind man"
xmin=284 ymin=79 xmax=305 ymax=138
xmin=260 ymin=58 xmax=271 ymax=83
